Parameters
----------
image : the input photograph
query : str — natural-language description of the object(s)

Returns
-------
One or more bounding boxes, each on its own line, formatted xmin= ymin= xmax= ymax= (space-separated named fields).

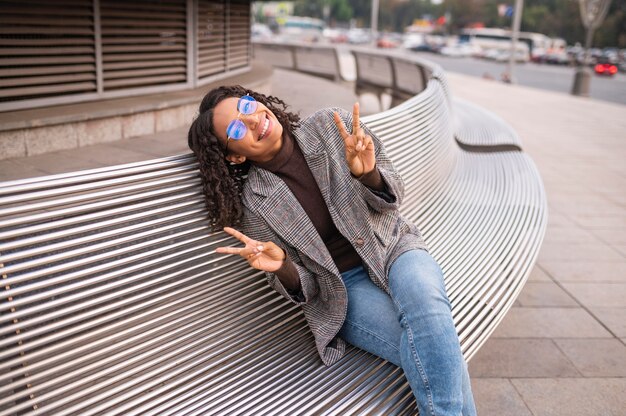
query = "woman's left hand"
xmin=333 ymin=102 xmax=376 ymax=178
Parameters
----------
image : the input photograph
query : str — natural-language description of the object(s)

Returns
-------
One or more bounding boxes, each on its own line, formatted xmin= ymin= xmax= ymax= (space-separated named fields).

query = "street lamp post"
xmin=371 ymin=0 xmax=379 ymax=46
xmin=571 ymin=0 xmax=612 ymax=96
xmin=505 ymin=0 xmax=524 ymax=84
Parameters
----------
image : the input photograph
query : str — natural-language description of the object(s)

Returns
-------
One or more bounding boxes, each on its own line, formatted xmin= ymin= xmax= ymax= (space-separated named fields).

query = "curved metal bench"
xmin=253 ymin=41 xmax=522 ymax=152
xmin=0 ymin=60 xmax=547 ymax=414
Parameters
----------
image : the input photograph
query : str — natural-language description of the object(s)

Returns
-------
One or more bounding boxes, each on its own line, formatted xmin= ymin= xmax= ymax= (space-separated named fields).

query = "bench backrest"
xmin=253 ymin=41 xmax=342 ymax=81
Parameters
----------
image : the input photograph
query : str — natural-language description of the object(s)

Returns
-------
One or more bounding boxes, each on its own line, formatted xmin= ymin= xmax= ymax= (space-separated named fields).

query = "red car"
xmin=594 ymin=62 xmax=618 ymax=76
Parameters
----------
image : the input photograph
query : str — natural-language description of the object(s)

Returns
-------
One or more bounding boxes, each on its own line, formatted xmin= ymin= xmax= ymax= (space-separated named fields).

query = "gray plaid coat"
xmin=241 ymin=107 xmax=428 ymax=366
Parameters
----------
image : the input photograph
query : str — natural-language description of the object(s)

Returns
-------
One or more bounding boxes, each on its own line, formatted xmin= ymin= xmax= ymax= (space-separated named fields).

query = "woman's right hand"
xmin=215 ymin=227 xmax=286 ymax=273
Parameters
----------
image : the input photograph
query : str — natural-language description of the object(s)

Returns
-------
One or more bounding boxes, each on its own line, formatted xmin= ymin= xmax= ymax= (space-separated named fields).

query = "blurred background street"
xmin=1 ymin=0 xmax=625 ymax=415
xmin=253 ymin=0 xmax=626 ymax=105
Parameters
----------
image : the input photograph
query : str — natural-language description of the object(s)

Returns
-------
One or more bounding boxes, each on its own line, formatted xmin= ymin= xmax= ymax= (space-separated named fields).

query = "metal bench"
xmin=259 ymin=39 xmax=517 ymax=152
xmin=0 ymin=58 xmax=547 ymax=414
xmin=348 ymin=48 xmax=522 ymax=151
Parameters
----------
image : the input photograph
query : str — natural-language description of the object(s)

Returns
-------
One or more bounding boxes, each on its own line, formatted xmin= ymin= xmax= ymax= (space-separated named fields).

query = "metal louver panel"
xmin=227 ymin=0 xmax=250 ymax=71
xmin=197 ymin=0 xmax=250 ymax=80
xmin=197 ymin=0 xmax=226 ymax=78
xmin=0 ymin=0 xmax=97 ymax=102
xmin=100 ymin=0 xmax=188 ymax=90
xmin=0 ymin=0 xmax=253 ymax=111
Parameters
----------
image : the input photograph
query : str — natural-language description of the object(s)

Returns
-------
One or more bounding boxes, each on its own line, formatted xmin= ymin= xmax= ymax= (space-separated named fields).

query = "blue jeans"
xmin=338 ymin=249 xmax=477 ymax=416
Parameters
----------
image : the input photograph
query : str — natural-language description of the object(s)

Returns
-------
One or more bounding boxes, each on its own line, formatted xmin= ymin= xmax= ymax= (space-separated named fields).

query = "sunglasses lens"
xmin=226 ymin=119 xmax=247 ymax=140
xmin=238 ymin=95 xmax=257 ymax=114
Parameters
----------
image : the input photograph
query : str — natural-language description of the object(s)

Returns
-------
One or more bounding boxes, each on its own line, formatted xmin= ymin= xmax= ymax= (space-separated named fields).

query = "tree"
xmin=436 ymin=0 xmax=487 ymax=31
xmin=293 ymin=0 xmax=353 ymax=23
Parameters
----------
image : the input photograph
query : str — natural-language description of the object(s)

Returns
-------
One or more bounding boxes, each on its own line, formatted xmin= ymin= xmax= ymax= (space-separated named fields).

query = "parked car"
xmin=402 ymin=33 xmax=426 ymax=50
xmin=323 ymin=28 xmax=348 ymax=43
xmin=251 ymin=23 xmax=273 ymax=41
xmin=377 ymin=32 xmax=400 ymax=48
xmin=594 ymin=61 xmax=618 ymax=76
xmin=493 ymin=48 xmax=530 ymax=63
xmin=377 ymin=38 xmax=398 ymax=48
xmin=544 ymin=50 xmax=570 ymax=65
xmin=439 ymin=43 xmax=478 ymax=58
xmin=602 ymin=47 xmax=620 ymax=64
xmin=347 ymin=28 xmax=372 ymax=44
xmin=409 ymin=43 xmax=439 ymax=53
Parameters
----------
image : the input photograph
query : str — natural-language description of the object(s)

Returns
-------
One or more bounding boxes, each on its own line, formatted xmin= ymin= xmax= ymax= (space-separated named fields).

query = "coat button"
xmin=355 ymin=238 xmax=365 ymax=247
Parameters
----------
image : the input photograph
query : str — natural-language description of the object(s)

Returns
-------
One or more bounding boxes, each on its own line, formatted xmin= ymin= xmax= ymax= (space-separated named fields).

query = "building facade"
xmin=1 ymin=0 xmax=252 ymax=112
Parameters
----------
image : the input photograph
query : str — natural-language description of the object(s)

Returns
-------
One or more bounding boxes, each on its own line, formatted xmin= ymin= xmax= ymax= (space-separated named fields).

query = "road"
xmin=337 ymin=46 xmax=626 ymax=106
xmin=402 ymin=51 xmax=626 ymax=106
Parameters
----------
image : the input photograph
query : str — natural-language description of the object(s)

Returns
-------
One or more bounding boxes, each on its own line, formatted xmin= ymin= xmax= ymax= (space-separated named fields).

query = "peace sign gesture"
xmin=215 ymin=227 xmax=286 ymax=273
xmin=333 ymin=102 xmax=376 ymax=178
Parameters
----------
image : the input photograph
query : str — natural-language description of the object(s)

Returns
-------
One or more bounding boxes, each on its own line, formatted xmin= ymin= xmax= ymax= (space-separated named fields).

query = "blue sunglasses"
xmin=225 ymin=94 xmax=258 ymax=152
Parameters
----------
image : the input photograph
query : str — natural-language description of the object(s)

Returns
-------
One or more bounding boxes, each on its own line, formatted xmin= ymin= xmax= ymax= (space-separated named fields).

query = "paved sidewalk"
xmin=449 ymin=73 xmax=626 ymax=416
xmin=2 ymin=68 xmax=625 ymax=415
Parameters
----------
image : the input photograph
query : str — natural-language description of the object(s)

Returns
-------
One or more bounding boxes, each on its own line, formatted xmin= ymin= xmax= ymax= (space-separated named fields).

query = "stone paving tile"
xmin=553 ymin=339 xmax=626 ymax=377
xmin=491 ymin=307 xmax=612 ymax=338
xmin=559 ymin=176 xmax=626 ymax=198
xmin=546 ymin=194 xmax=625 ymax=216
xmin=561 ymin=283 xmax=626 ymax=308
xmin=527 ymin=266 xmax=552 ymax=282
xmin=470 ymin=378 xmax=532 ymax=416
xmin=543 ymin=181 xmax=587 ymax=196
xmin=540 ymin=260 xmax=626 ymax=283
xmin=545 ymin=213 xmax=578 ymax=228
xmin=570 ymin=214 xmax=626 ymax=229
xmin=0 ymin=158 xmax=48 ymax=181
xmin=151 ymin=128 xmax=188 ymax=143
xmin=614 ymin=244 xmax=626 ymax=257
xmin=511 ymin=378 xmax=626 ymax=416
xmin=72 ymin=143 xmax=154 ymax=166
xmin=107 ymin=133 xmax=188 ymax=158
xmin=15 ymin=149 xmax=108 ymax=175
xmin=537 ymin=242 xmax=624 ymax=263
xmin=468 ymin=339 xmax=580 ymax=378
xmin=588 ymin=307 xmax=626 ymax=338
xmin=272 ymin=68 xmax=359 ymax=117
xmin=541 ymin=225 xmax=603 ymax=245
xmin=602 ymin=192 xmax=626 ymax=207
xmin=126 ymin=126 xmax=189 ymax=153
xmin=516 ymin=282 xmax=579 ymax=307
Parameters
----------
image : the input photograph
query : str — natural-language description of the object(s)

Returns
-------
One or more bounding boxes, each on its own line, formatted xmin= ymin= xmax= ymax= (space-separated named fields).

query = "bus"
xmin=459 ymin=27 xmax=559 ymax=62
xmin=279 ymin=16 xmax=325 ymax=42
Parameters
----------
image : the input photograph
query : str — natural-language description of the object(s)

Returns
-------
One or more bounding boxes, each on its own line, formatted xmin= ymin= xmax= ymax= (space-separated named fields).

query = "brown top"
xmin=252 ymin=131 xmax=387 ymax=292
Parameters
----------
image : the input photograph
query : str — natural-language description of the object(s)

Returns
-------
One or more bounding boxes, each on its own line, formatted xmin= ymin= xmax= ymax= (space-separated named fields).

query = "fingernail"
xmin=257 ymin=245 xmax=264 ymax=250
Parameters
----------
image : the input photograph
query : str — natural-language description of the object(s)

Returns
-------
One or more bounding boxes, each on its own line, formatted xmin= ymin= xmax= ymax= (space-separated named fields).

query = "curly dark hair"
xmin=187 ymin=85 xmax=300 ymax=231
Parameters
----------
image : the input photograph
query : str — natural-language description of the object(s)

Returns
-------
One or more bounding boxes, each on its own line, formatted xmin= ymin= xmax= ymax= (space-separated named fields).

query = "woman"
xmin=187 ymin=85 xmax=477 ymax=415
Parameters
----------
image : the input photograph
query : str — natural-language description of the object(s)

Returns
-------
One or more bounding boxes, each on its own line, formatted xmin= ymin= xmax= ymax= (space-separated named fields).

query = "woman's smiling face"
xmin=212 ymin=96 xmax=284 ymax=164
